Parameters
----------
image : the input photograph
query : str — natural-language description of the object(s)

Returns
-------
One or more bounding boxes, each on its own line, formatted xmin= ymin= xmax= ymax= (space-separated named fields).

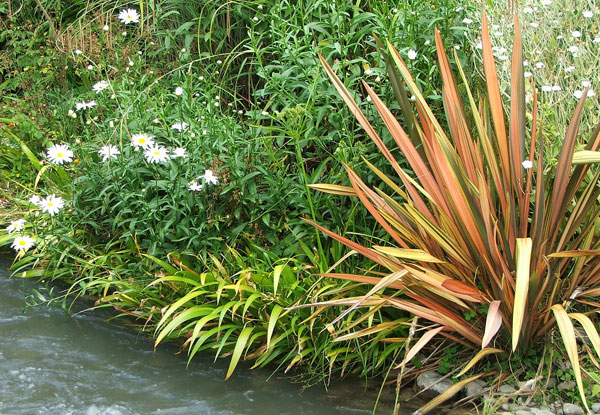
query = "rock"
xmin=415 ymin=370 xmax=454 ymax=400
xmin=465 ymin=379 xmax=486 ymax=396
xmin=545 ymin=377 xmax=557 ymax=389
xmin=592 ymin=403 xmax=600 ymax=413
xmin=558 ymin=381 xmax=577 ymax=390
xmin=536 ymin=410 xmax=556 ymax=415
xmin=499 ymin=384 xmax=517 ymax=394
xmin=501 ymin=403 xmax=510 ymax=411
xmin=562 ymin=403 xmax=584 ymax=415
xmin=519 ymin=379 xmax=538 ymax=391
xmin=516 ymin=410 xmax=532 ymax=415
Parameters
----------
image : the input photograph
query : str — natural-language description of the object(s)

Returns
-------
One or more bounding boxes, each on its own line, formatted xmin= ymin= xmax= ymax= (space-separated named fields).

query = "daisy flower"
xmin=47 ymin=144 xmax=74 ymax=165
xmin=75 ymin=101 xmax=97 ymax=111
xmin=29 ymin=195 xmax=41 ymax=206
xmin=407 ymin=49 xmax=417 ymax=60
xmin=568 ymin=45 xmax=579 ymax=54
xmin=131 ymin=133 xmax=155 ymax=149
xmin=574 ymin=90 xmax=584 ymax=99
xmin=98 ymin=145 xmax=120 ymax=161
xmin=171 ymin=122 xmax=189 ymax=132
xmin=582 ymin=81 xmax=592 ymax=88
xmin=6 ymin=219 xmax=26 ymax=233
xmin=11 ymin=236 xmax=35 ymax=252
xmin=522 ymin=160 xmax=533 ymax=169
xmin=203 ymin=169 xmax=218 ymax=185
xmin=93 ymin=80 xmax=110 ymax=94
xmin=118 ymin=8 xmax=140 ymax=25
xmin=572 ymin=30 xmax=582 ymax=38
xmin=144 ymin=145 xmax=170 ymax=164
xmin=583 ymin=10 xmax=594 ymax=18
xmin=188 ymin=180 xmax=203 ymax=191
xmin=171 ymin=147 xmax=187 ymax=158
xmin=462 ymin=18 xmax=473 ymax=24
xmin=565 ymin=66 xmax=576 ymax=73
xmin=40 ymin=194 xmax=65 ymax=216
xmin=175 ymin=87 xmax=183 ymax=96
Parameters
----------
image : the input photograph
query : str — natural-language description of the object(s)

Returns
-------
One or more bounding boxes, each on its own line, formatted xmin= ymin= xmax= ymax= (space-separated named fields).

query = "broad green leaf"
xmin=225 ymin=326 xmax=254 ymax=380
xmin=267 ymin=304 xmax=283 ymax=349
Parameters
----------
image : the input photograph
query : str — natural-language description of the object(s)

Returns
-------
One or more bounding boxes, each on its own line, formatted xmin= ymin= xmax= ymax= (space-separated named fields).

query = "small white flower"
xmin=188 ymin=180 xmax=203 ymax=192
xmin=364 ymin=68 xmax=373 ymax=75
xmin=522 ymin=160 xmax=533 ymax=169
xmin=535 ymin=62 xmax=545 ymax=69
xmin=128 ymin=59 xmax=134 ymax=66
xmin=257 ymin=4 xmax=263 ymax=9
xmin=454 ymin=45 xmax=460 ymax=50
xmin=462 ymin=18 xmax=473 ymax=24
xmin=594 ymin=37 xmax=600 ymax=44
xmin=568 ymin=45 xmax=579 ymax=54
xmin=98 ymin=145 xmax=120 ymax=162
xmin=366 ymin=95 xmax=372 ymax=102
xmin=530 ymin=22 xmax=539 ymax=28
xmin=171 ymin=147 xmax=187 ymax=158
xmin=118 ymin=8 xmax=140 ymax=24
xmin=574 ymin=90 xmax=584 ymax=99
xmin=540 ymin=0 xmax=551 ymax=5
xmin=588 ymin=89 xmax=596 ymax=97
xmin=425 ymin=39 xmax=431 ymax=46
xmin=582 ymin=81 xmax=592 ymax=88
xmin=572 ymin=30 xmax=582 ymax=38
xmin=6 ymin=219 xmax=26 ymax=233
xmin=131 ymin=133 xmax=155 ymax=149
xmin=11 ymin=235 xmax=35 ymax=252
xmin=583 ymin=10 xmax=594 ymax=18
xmin=103 ymin=24 xmax=109 ymax=31
xmin=261 ymin=111 xmax=269 ymax=116
xmin=552 ymin=85 xmax=561 ymax=91
xmin=524 ymin=71 xmax=532 ymax=78
xmin=68 ymin=109 xmax=77 ymax=118
xmin=523 ymin=6 xmax=533 ymax=13
xmin=171 ymin=122 xmax=189 ymax=132
xmin=541 ymin=85 xmax=552 ymax=92
xmin=476 ymin=42 xmax=483 ymax=50
xmin=497 ymin=55 xmax=509 ymax=61
xmin=175 ymin=86 xmax=183 ymax=96
xmin=92 ymin=80 xmax=110 ymax=94
xmin=87 ymin=64 xmax=94 ymax=70
xmin=47 ymin=144 xmax=74 ymax=165
xmin=565 ymin=66 xmax=576 ymax=73
xmin=556 ymin=35 xmax=564 ymax=40
xmin=216 ymin=60 xmax=222 ymax=64
xmin=523 ymin=60 xmax=529 ymax=66
xmin=203 ymin=169 xmax=218 ymax=185
xmin=109 ymin=120 xmax=114 ymax=128
xmin=181 ymin=48 xmax=186 ymax=53
xmin=253 ymin=16 xmax=259 ymax=22
xmin=75 ymin=101 xmax=96 ymax=111
xmin=122 ymin=31 xmax=127 ymax=36
xmin=29 ymin=195 xmax=41 ymax=206
xmin=199 ymin=76 xmax=204 ymax=81
xmin=40 ymin=194 xmax=65 ymax=216
xmin=407 ymin=49 xmax=417 ymax=60
xmin=75 ymin=49 xmax=82 ymax=55
xmin=144 ymin=145 xmax=170 ymax=164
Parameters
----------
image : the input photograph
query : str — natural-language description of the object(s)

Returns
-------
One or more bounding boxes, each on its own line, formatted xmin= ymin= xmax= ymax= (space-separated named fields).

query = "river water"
xmin=0 ymin=256 xmax=408 ymax=415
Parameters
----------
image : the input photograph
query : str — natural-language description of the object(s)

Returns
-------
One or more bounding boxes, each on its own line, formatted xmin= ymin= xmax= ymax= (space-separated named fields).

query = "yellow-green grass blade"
xmin=551 ymin=305 xmax=589 ymax=412
xmin=225 ymin=326 xmax=254 ymax=380
xmin=572 ymin=150 xmax=600 ymax=165
xmin=308 ymin=183 xmax=357 ymax=196
xmin=456 ymin=348 xmax=504 ymax=378
xmin=266 ymin=304 xmax=283 ymax=349
xmin=373 ymin=246 xmax=445 ymax=263
xmin=397 ymin=326 xmax=444 ymax=367
xmin=569 ymin=313 xmax=600 ymax=360
xmin=512 ymin=238 xmax=532 ymax=351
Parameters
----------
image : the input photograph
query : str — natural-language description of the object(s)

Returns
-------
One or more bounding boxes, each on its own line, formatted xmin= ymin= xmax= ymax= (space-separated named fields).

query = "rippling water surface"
xmin=0 ymin=256 xmax=403 ymax=415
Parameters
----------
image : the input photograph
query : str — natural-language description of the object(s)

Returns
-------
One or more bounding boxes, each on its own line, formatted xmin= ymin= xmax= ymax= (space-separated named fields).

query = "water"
xmin=0 ymin=256 xmax=406 ymax=415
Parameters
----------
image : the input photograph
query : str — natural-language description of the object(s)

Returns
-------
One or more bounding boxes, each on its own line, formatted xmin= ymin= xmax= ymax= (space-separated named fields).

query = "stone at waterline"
xmin=499 ymin=384 xmax=517 ymax=394
xmin=592 ymin=402 xmax=600 ymax=413
xmin=464 ymin=379 xmax=486 ymax=397
xmin=562 ymin=402 xmax=584 ymax=415
xmin=558 ymin=380 xmax=577 ymax=390
xmin=415 ymin=371 xmax=454 ymax=400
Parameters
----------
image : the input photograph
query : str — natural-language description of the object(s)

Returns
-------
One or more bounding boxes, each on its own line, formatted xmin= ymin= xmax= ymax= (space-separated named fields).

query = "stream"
xmin=0 ymin=256 xmax=409 ymax=415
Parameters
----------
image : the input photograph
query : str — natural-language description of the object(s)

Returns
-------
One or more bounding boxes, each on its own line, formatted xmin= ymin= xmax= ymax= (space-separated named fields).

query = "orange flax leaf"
xmin=362 ymin=81 xmax=451 ymax=215
xmin=481 ymin=11 xmax=511 ymax=190
xmin=482 ymin=300 xmax=503 ymax=349
xmin=308 ymin=183 xmax=356 ymax=196
xmin=302 ymin=218 xmax=389 ymax=268
xmin=319 ymin=273 xmax=405 ymax=290
xmin=437 ymin=312 xmax=482 ymax=346
xmin=548 ymin=90 xmax=588 ymax=246
xmin=435 ymin=29 xmax=479 ymax=184
xmin=395 ymin=326 xmax=445 ymax=368
xmin=383 ymin=297 xmax=450 ymax=326
xmin=509 ymin=13 xmax=526 ymax=196
xmin=344 ymin=164 xmax=410 ymax=249
xmin=440 ymin=279 xmax=485 ymax=302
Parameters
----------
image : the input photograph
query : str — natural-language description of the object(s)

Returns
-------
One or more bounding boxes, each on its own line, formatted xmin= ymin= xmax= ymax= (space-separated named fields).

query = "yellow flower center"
xmin=139 ymin=138 xmax=146 ymax=144
xmin=153 ymin=151 xmax=160 ymax=156
xmin=18 ymin=240 xmax=26 ymax=246
xmin=47 ymin=202 xmax=53 ymax=207
xmin=57 ymin=152 xmax=63 ymax=157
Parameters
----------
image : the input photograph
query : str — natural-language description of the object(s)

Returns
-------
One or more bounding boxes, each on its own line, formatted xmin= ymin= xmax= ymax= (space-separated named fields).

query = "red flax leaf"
xmin=509 ymin=14 xmax=526 ymax=194
xmin=482 ymin=300 xmax=502 ymax=349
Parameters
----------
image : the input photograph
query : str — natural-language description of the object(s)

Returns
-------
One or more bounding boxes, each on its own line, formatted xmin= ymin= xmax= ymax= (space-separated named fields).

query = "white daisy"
xmin=188 ymin=180 xmax=203 ymax=191
xmin=40 ymin=194 xmax=65 ymax=216
xmin=582 ymin=81 xmax=592 ymax=88
xmin=572 ymin=30 xmax=582 ymax=38
xmin=540 ymin=0 xmax=551 ymax=5
xmin=47 ymin=144 xmax=74 ymax=165
xmin=568 ymin=45 xmax=579 ymax=54
xmin=541 ymin=85 xmax=552 ymax=92
xmin=144 ymin=145 xmax=170 ymax=164
xmin=552 ymin=86 xmax=561 ymax=91
xmin=131 ymin=133 xmax=155 ymax=149
xmin=6 ymin=219 xmax=26 ymax=233
xmin=29 ymin=195 xmax=41 ymax=206
xmin=171 ymin=147 xmax=187 ymax=158
xmin=522 ymin=160 xmax=533 ymax=169
xmin=583 ymin=10 xmax=594 ymax=18
xmin=118 ymin=8 xmax=140 ymax=25
xmin=103 ymin=24 xmax=109 ymax=31
xmin=535 ymin=62 xmax=545 ymax=69
xmin=171 ymin=122 xmax=189 ymax=132
xmin=92 ymin=80 xmax=110 ymax=94
xmin=175 ymin=86 xmax=183 ymax=96
xmin=589 ymin=89 xmax=596 ymax=97
xmin=462 ymin=18 xmax=473 ymax=24
xmin=530 ymin=22 xmax=539 ymax=28
xmin=203 ymin=169 xmax=218 ymax=185
xmin=98 ymin=145 xmax=120 ymax=161
xmin=75 ymin=100 xmax=97 ymax=111
xmin=524 ymin=71 xmax=532 ymax=78
xmin=407 ymin=49 xmax=417 ymax=60
xmin=11 ymin=235 xmax=35 ymax=252
xmin=565 ymin=66 xmax=576 ymax=73
xmin=574 ymin=90 xmax=584 ymax=99
xmin=594 ymin=37 xmax=600 ymax=44
xmin=523 ymin=6 xmax=533 ymax=13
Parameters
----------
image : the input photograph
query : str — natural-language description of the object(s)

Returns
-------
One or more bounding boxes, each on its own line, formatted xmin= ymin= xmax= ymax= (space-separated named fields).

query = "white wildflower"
xmin=574 ymin=90 xmax=584 ymax=99
xmin=75 ymin=101 xmax=96 ymax=111
xmin=171 ymin=147 xmax=187 ymax=158
xmin=29 ymin=195 xmax=41 ymax=206
xmin=118 ymin=8 xmax=140 ymax=24
xmin=171 ymin=122 xmax=189 ymax=132
xmin=583 ymin=10 xmax=594 ymax=18
xmin=188 ymin=180 xmax=203 ymax=192
xmin=572 ymin=30 xmax=582 ymax=38
xmin=582 ymin=81 xmax=592 ymax=88
xmin=407 ymin=49 xmax=417 ymax=60
xmin=462 ymin=18 xmax=473 ymax=24
xmin=11 ymin=236 xmax=35 ymax=252
xmin=535 ymin=62 xmax=545 ymax=69
xmin=6 ymin=219 xmax=26 ymax=233
xmin=522 ymin=160 xmax=533 ymax=169
xmin=175 ymin=86 xmax=183 ymax=96
xmin=103 ymin=25 xmax=109 ymax=31
xmin=40 ymin=194 xmax=65 ymax=216
xmin=565 ymin=66 xmax=576 ymax=73
xmin=131 ymin=133 xmax=155 ymax=149
xmin=98 ymin=145 xmax=120 ymax=161
xmin=92 ymin=80 xmax=110 ymax=94
xmin=47 ymin=144 xmax=74 ymax=165
xmin=203 ymin=169 xmax=218 ymax=185
xmin=568 ymin=45 xmax=579 ymax=53
xmin=144 ymin=145 xmax=170 ymax=164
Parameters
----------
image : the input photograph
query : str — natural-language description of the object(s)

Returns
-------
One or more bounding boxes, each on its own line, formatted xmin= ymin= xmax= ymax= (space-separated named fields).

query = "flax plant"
xmin=309 ymin=12 xmax=600 ymax=412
